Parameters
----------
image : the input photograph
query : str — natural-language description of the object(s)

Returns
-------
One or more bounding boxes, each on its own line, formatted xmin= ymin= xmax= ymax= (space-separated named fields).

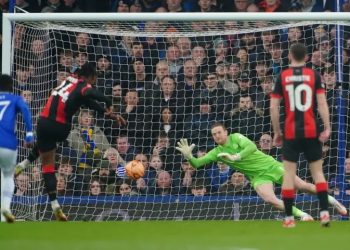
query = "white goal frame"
xmin=2 ymin=12 xmax=350 ymax=78
xmin=3 ymin=11 xmax=350 ymax=75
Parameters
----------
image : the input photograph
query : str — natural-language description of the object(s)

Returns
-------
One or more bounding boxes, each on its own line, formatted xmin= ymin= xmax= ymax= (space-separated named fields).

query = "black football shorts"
xmin=282 ymin=138 xmax=323 ymax=163
xmin=36 ymin=117 xmax=71 ymax=153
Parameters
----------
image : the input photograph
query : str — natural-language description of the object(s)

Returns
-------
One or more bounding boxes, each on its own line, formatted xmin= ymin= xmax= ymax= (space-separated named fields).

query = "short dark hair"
xmin=132 ymin=41 xmax=143 ymax=47
xmin=160 ymin=75 xmax=175 ymax=84
xmin=191 ymin=179 xmax=206 ymax=190
xmin=77 ymin=63 xmax=97 ymax=79
xmin=290 ymin=43 xmax=307 ymax=62
xmin=211 ymin=122 xmax=226 ymax=130
xmin=60 ymin=156 xmax=71 ymax=166
xmin=0 ymin=74 xmax=13 ymax=92
xmin=322 ymin=66 xmax=335 ymax=75
xmin=203 ymin=72 xmax=217 ymax=80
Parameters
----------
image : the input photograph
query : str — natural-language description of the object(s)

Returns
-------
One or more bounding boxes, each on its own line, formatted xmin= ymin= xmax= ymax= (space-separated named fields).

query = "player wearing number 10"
xmin=37 ymin=63 xmax=114 ymax=221
xmin=270 ymin=43 xmax=333 ymax=228
xmin=0 ymin=74 xmax=34 ymax=223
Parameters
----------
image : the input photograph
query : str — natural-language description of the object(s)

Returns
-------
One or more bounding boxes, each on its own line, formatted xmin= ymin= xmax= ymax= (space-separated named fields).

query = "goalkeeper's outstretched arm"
xmin=176 ymin=139 xmax=217 ymax=169
xmin=188 ymin=152 xmax=217 ymax=169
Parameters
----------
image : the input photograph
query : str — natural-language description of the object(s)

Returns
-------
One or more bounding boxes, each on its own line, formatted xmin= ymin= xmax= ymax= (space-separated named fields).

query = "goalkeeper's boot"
xmin=1 ymin=210 xmax=15 ymax=223
xmin=14 ymin=159 xmax=30 ymax=178
xmin=300 ymin=214 xmax=314 ymax=221
xmin=54 ymin=207 xmax=68 ymax=222
xmin=283 ymin=216 xmax=296 ymax=228
xmin=320 ymin=211 xmax=330 ymax=227
xmin=333 ymin=200 xmax=347 ymax=216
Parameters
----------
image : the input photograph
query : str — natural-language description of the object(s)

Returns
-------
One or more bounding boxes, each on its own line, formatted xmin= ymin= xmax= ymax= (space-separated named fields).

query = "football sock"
xmin=282 ymin=189 xmax=295 ymax=217
xmin=316 ymin=182 xmax=329 ymax=212
xmin=42 ymin=164 xmax=57 ymax=202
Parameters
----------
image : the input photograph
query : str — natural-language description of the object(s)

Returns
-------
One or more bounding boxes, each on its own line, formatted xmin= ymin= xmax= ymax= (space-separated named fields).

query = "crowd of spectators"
xmin=0 ymin=0 xmax=350 ymax=198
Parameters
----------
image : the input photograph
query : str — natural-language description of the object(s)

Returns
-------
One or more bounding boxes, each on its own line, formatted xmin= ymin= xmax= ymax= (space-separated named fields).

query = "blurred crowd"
xmin=0 ymin=0 xmax=350 ymax=198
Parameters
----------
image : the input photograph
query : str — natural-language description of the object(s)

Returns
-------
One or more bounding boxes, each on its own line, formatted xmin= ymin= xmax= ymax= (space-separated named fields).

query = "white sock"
xmin=328 ymin=195 xmax=336 ymax=206
xmin=51 ymin=199 xmax=60 ymax=210
xmin=19 ymin=159 xmax=30 ymax=169
xmin=1 ymin=171 xmax=15 ymax=212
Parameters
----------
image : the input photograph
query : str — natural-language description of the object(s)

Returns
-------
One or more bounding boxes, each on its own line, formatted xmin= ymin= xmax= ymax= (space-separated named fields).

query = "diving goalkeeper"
xmin=176 ymin=122 xmax=347 ymax=220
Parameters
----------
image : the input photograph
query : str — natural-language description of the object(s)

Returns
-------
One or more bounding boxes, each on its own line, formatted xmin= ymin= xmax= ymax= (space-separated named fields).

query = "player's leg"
xmin=310 ymin=159 xmax=330 ymax=226
xmin=280 ymin=139 xmax=302 ymax=227
xmin=37 ymin=118 xmax=68 ymax=221
xmin=0 ymin=148 xmax=17 ymax=223
xmin=281 ymin=160 xmax=298 ymax=226
xmin=294 ymin=176 xmax=347 ymax=216
xmin=40 ymin=148 xmax=67 ymax=221
xmin=254 ymin=182 xmax=312 ymax=221
xmin=15 ymin=143 xmax=40 ymax=177
xmin=304 ymin=139 xmax=330 ymax=226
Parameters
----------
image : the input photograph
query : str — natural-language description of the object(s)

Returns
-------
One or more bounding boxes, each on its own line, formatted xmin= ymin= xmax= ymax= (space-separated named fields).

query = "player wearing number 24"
xmin=270 ymin=43 xmax=334 ymax=228
xmin=35 ymin=63 xmax=126 ymax=221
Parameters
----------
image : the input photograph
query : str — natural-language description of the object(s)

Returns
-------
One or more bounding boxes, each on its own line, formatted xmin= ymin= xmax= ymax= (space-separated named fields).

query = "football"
xmin=125 ymin=160 xmax=145 ymax=180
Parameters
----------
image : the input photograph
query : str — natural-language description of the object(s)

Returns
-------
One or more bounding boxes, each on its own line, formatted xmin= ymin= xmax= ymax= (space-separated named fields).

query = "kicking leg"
xmin=294 ymin=176 xmax=347 ymax=216
xmin=41 ymin=149 xmax=67 ymax=221
xmin=255 ymin=183 xmax=312 ymax=221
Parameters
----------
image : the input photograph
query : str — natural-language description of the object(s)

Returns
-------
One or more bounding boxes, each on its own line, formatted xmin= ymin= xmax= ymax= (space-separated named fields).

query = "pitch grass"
xmin=0 ymin=221 xmax=349 ymax=250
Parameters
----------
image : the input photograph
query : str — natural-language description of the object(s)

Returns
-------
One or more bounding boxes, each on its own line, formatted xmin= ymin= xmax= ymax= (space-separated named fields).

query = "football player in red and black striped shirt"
xmin=37 ymin=63 xmax=123 ymax=221
xmin=270 ymin=43 xmax=332 ymax=227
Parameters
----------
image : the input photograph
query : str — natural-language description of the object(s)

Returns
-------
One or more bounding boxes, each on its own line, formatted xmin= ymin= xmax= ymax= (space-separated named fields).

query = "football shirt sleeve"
xmin=232 ymin=133 xmax=257 ymax=159
xmin=315 ymin=71 xmax=325 ymax=94
xmin=189 ymin=148 xmax=218 ymax=169
xmin=270 ymin=73 xmax=283 ymax=99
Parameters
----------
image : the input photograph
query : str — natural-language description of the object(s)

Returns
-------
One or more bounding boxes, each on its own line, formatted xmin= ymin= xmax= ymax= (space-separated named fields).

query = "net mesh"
xmin=8 ymin=19 xmax=350 ymax=221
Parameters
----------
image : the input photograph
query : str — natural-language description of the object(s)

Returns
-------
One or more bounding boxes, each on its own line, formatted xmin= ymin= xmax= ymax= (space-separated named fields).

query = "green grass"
xmin=0 ymin=221 xmax=349 ymax=250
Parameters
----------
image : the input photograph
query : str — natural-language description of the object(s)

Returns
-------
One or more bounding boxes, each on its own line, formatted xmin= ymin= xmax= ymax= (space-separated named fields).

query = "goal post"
xmin=2 ymin=12 xmax=349 ymax=221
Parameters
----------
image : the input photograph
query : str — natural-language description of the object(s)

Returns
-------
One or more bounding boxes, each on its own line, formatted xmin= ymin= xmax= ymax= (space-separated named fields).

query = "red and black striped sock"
xmin=282 ymin=189 xmax=295 ymax=217
xmin=316 ymin=182 xmax=329 ymax=212
xmin=42 ymin=164 xmax=57 ymax=202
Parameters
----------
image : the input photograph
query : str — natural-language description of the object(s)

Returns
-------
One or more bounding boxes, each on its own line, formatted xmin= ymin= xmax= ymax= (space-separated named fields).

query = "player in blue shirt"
xmin=0 ymin=74 xmax=34 ymax=223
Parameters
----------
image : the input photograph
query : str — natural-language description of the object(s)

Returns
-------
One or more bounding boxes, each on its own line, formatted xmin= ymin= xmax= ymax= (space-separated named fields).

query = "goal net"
xmin=3 ymin=13 xmax=350 ymax=221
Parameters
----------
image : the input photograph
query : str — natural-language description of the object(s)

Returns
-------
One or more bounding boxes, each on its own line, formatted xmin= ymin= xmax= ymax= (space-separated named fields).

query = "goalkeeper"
xmin=176 ymin=122 xmax=347 ymax=220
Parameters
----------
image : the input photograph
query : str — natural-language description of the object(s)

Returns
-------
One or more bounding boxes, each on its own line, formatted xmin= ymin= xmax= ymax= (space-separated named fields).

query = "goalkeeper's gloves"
xmin=217 ymin=152 xmax=241 ymax=162
xmin=175 ymin=139 xmax=195 ymax=160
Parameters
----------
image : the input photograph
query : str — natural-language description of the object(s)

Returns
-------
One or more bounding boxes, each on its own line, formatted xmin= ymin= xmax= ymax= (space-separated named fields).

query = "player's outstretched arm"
xmin=84 ymin=99 xmax=127 ymax=127
xmin=84 ymin=88 xmax=112 ymax=108
xmin=176 ymin=139 xmax=217 ymax=169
